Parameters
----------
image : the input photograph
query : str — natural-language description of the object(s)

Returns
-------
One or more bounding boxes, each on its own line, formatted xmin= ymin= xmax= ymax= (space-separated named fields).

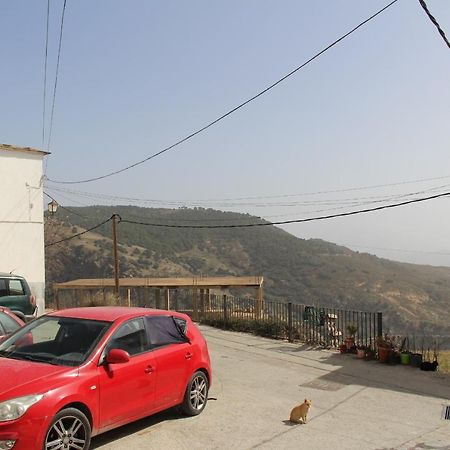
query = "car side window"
xmin=0 ymin=279 xmax=7 ymax=297
xmin=144 ymin=316 xmax=188 ymax=350
xmin=8 ymin=280 xmax=24 ymax=295
xmin=107 ymin=318 xmax=147 ymax=356
xmin=0 ymin=312 xmax=20 ymax=334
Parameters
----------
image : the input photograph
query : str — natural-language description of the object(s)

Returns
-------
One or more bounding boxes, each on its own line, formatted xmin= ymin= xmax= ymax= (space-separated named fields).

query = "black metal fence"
xmin=54 ymin=287 xmax=382 ymax=348
xmin=198 ymin=294 xmax=382 ymax=348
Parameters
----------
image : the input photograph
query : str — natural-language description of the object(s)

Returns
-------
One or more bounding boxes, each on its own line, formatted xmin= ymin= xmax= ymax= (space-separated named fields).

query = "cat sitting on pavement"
xmin=289 ymin=399 xmax=312 ymax=424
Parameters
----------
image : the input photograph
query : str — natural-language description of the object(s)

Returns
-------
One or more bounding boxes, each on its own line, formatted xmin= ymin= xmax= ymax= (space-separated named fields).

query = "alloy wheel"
xmin=45 ymin=415 xmax=87 ymax=450
xmin=189 ymin=374 xmax=207 ymax=410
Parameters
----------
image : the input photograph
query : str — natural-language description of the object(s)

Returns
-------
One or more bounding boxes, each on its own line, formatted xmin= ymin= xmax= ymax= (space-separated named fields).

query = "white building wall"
xmin=0 ymin=146 xmax=48 ymax=315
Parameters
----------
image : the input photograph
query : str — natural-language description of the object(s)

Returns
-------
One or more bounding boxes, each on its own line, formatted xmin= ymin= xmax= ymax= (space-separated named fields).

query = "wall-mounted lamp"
xmin=47 ymin=200 xmax=59 ymax=215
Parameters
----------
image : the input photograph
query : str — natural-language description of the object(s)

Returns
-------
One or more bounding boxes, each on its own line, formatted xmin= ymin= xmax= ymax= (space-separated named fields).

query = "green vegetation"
xmin=45 ymin=205 xmax=450 ymax=336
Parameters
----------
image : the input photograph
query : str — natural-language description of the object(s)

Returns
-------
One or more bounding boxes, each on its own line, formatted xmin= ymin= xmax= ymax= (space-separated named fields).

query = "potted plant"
xmin=376 ymin=334 xmax=394 ymax=363
xmin=339 ymin=343 xmax=347 ymax=354
xmin=345 ymin=324 xmax=358 ymax=350
xmin=356 ymin=344 xmax=366 ymax=359
xmin=399 ymin=336 xmax=411 ymax=365
xmin=365 ymin=346 xmax=376 ymax=361
xmin=410 ymin=336 xmax=423 ymax=367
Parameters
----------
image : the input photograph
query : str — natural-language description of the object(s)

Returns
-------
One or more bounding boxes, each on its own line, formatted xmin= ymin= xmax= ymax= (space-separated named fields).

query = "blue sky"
xmin=1 ymin=1 xmax=450 ymax=266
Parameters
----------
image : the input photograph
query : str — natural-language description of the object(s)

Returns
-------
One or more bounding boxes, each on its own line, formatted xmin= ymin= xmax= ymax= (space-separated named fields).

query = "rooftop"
xmin=0 ymin=143 xmax=50 ymax=156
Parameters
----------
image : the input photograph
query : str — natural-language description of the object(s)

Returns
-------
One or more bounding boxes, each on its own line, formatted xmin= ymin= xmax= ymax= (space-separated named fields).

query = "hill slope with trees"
xmin=45 ymin=205 xmax=450 ymax=336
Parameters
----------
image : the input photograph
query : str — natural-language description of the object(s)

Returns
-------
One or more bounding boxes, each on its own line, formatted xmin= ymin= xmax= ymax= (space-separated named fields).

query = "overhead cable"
xmin=418 ymin=0 xmax=450 ymax=49
xmin=47 ymin=0 xmax=67 ymax=153
xmin=46 ymin=172 xmax=450 ymax=206
xmin=45 ymin=190 xmax=450 ymax=248
xmin=119 ymin=190 xmax=450 ymax=229
xmin=45 ymin=216 xmax=112 ymax=247
xmin=43 ymin=192 xmax=90 ymax=218
xmin=46 ymin=0 xmax=400 ymax=185
xmin=42 ymin=0 xmax=50 ymax=150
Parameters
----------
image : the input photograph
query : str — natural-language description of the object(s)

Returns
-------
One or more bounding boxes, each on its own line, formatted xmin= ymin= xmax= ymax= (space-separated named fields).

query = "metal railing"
xmin=196 ymin=294 xmax=382 ymax=348
xmin=53 ymin=287 xmax=382 ymax=348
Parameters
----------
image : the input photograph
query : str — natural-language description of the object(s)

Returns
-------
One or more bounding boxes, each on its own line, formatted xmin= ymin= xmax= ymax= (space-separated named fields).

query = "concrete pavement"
xmin=92 ymin=325 xmax=450 ymax=450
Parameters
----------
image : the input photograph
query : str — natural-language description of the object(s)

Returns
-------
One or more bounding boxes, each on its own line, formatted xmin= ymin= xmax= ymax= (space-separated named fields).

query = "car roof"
xmin=0 ymin=306 xmax=24 ymax=322
xmin=0 ymin=273 xmax=25 ymax=279
xmin=48 ymin=306 xmax=188 ymax=322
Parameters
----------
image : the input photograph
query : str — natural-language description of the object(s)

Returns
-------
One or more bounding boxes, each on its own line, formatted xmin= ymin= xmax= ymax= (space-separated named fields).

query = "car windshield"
xmin=0 ymin=315 xmax=111 ymax=366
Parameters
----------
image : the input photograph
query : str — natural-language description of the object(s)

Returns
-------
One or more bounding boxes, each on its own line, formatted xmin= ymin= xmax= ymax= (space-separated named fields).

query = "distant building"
xmin=0 ymin=144 xmax=49 ymax=314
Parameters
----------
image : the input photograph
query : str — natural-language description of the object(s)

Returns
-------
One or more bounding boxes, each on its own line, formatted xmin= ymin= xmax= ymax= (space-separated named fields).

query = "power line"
xmin=45 ymin=216 xmax=112 ymax=247
xmin=43 ymin=191 xmax=90 ymax=219
xmin=46 ymin=0 xmax=400 ymax=185
xmin=47 ymin=0 xmax=67 ymax=153
xmin=42 ymin=0 xmax=50 ymax=150
xmin=418 ymin=0 xmax=450 ymax=49
xmin=45 ymin=175 xmax=450 ymax=207
xmin=119 ymin=190 xmax=450 ymax=229
xmin=344 ymin=243 xmax=450 ymax=257
xmin=45 ymin=190 xmax=450 ymax=247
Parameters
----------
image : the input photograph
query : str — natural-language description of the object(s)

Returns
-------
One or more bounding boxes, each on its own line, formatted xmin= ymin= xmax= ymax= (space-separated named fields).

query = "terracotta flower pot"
xmin=345 ymin=337 xmax=355 ymax=350
xmin=356 ymin=349 xmax=365 ymax=359
xmin=378 ymin=346 xmax=391 ymax=363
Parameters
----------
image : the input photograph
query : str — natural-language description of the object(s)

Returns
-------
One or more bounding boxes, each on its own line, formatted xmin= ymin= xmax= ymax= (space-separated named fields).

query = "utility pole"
xmin=112 ymin=214 xmax=120 ymax=303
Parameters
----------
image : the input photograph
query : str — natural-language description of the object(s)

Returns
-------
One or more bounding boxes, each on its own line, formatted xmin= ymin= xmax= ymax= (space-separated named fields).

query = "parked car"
xmin=0 ymin=273 xmax=37 ymax=321
xmin=0 ymin=307 xmax=212 ymax=450
xmin=0 ymin=307 xmax=24 ymax=342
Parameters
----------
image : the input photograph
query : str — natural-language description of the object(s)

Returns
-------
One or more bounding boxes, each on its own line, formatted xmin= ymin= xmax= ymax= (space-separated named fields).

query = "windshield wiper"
xmin=4 ymin=353 xmax=59 ymax=365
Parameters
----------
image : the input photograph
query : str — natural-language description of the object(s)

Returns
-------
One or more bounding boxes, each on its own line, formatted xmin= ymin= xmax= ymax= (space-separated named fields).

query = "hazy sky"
xmin=2 ymin=1 xmax=450 ymax=267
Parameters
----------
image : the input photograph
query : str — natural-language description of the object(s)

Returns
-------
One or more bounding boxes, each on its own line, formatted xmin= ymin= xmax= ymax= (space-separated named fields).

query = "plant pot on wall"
xmin=410 ymin=353 xmax=422 ymax=367
xmin=345 ymin=337 xmax=355 ymax=351
xmin=400 ymin=352 xmax=411 ymax=365
xmin=356 ymin=348 xmax=365 ymax=359
xmin=378 ymin=346 xmax=391 ymax=363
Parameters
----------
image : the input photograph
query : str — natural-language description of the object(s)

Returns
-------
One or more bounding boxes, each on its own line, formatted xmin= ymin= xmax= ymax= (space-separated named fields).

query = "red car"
xmin=0 ymin=307 xmax=212 ymax=450
xmin=0 ymin=307 xmax=24 ymax=342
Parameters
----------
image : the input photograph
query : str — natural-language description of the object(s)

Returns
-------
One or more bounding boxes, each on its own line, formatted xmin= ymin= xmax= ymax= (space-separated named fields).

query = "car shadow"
xmin=90 ymin=407 xmax=184 ymax=449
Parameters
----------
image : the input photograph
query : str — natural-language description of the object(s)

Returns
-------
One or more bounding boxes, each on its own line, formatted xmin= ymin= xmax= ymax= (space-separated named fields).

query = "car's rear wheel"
xmin=181 ymin=370 xmax=209 ymax=416
xmin=43 ymin=407 xmax=91 ymax=450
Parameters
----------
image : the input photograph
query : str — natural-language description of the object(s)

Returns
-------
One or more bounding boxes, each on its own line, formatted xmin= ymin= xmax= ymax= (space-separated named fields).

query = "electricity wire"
xmin=47 ymin=0 xmax=67 ymax=153
xmin=119 ymin=190 xmax=450 ymax=229
xmin=42 ymin=0 xmax=50 ymax=150
xmin=418 ymin=0 xmax=450 ymax=49
xmin=43 ymin=192 xmax=90 ymax=218
xmin=44 ymin=190 xmax=450 ymax=247
xmin=46 ymin=0 xmax=400 ymax=185
xmin=45 ymin=216 xmax=112 ymax=247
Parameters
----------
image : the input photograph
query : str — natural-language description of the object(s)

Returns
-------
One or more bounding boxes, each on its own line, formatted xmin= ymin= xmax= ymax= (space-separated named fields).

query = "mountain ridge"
xmin=45 ymin=205 xmax=450 ymax=336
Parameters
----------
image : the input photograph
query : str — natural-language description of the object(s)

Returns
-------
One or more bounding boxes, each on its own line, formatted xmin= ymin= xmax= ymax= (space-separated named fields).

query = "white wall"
xmin=0 ymin=148 xmax=46 ymax=314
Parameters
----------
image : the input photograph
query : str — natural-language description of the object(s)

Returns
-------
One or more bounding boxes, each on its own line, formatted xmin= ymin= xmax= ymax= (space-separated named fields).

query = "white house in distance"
xmin=0 ymin=143 xmax=49 ymax=314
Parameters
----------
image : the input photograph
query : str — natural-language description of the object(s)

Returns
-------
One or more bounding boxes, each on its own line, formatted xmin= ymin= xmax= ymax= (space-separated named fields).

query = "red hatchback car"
xmin=0 ymin=307 xmax=212 ymax=450
xmin=0 ymin=307 xmax=24 ymax=342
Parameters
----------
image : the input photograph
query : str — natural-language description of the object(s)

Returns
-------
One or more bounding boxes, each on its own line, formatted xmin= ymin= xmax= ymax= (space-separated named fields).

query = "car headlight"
xmin=0 ymin=395 xmax=43 ymax=422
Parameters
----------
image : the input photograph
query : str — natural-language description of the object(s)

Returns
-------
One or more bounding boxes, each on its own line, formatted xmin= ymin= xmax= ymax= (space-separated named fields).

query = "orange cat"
xmin=289 ymin=399 xmax=312 ymax=424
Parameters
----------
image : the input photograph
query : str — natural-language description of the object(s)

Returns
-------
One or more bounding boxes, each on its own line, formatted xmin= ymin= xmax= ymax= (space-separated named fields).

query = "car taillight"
xmin=29 ymin=294 xmax=36 ymax=306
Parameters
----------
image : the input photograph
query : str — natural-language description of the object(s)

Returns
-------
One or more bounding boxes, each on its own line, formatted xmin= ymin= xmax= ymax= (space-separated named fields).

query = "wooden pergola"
xmin=53 ymin=276 xmax=264 ymax=317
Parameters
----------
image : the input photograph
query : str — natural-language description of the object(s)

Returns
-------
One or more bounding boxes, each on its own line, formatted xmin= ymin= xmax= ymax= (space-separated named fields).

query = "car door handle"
xmin=144 ymin=365 xmax=154 ymax=374
xmin=185 ymin=352 xmax=193 ymax=360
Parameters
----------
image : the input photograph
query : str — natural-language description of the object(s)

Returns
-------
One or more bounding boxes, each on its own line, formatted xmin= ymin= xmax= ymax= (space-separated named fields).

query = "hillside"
xmin=45 ymin=205 xmax=450 ymax=336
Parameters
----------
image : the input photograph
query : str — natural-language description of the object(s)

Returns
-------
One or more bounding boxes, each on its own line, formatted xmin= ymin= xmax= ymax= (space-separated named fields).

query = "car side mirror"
xmin=106 ymin=348 xmax=130 ymax=364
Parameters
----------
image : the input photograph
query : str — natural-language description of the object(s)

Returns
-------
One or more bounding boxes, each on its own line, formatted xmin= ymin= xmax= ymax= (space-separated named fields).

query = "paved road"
xmin=92 ymin=325 xmax=450 ymax=450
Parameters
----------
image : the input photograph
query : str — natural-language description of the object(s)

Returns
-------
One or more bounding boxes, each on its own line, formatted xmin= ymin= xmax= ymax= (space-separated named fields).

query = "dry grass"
xmin=438 ymin=350 xmax=450 ymax=374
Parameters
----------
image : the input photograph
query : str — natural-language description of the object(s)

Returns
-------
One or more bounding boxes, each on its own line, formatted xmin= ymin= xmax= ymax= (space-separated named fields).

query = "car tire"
xmin=43 ymin=407 xmax=91 ymax=450
xmin=181 ymin=370 xmax=209 ymax=416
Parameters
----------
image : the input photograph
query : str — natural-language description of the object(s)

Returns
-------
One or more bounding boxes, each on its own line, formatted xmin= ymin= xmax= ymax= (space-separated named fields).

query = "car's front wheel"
xmin=43 ymin=407 xmax=91 ymax=450
xmin=181 ymin=370 xmax=209 ymax=416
